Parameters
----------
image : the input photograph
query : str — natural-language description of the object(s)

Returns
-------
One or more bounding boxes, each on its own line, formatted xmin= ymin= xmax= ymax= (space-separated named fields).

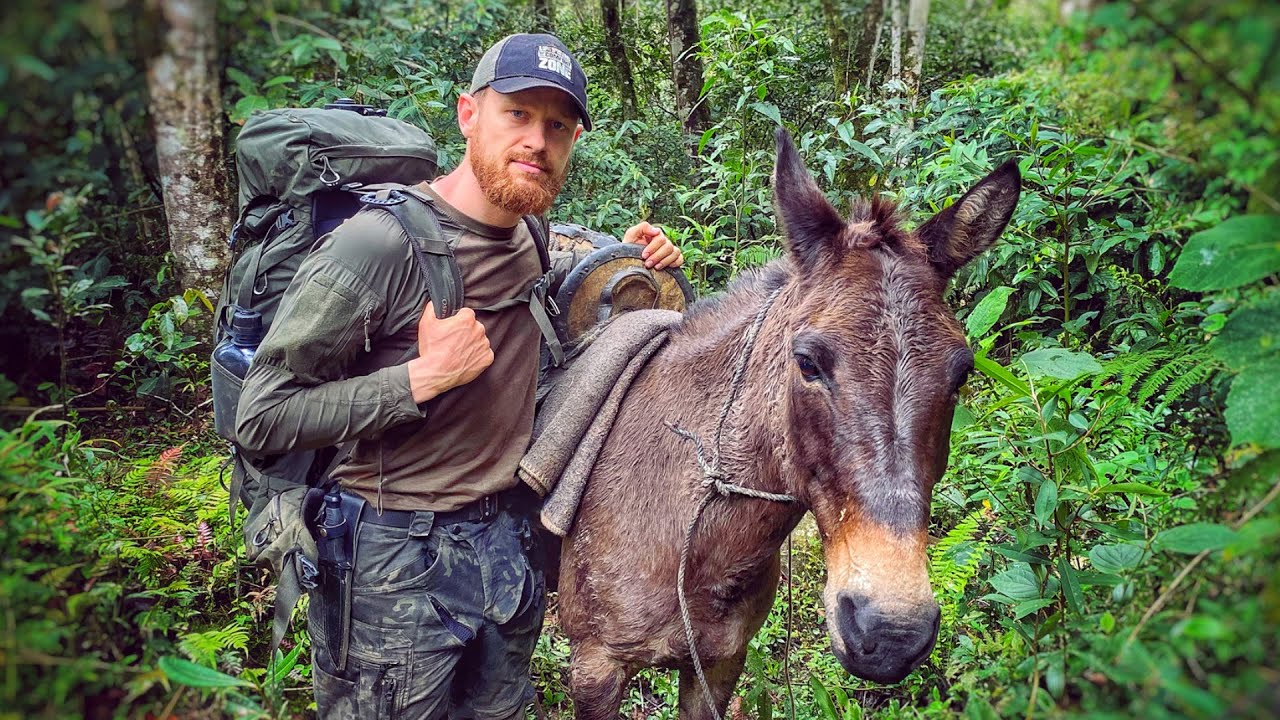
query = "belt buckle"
xmin=480 ymin=495 xmax=497 ymax=520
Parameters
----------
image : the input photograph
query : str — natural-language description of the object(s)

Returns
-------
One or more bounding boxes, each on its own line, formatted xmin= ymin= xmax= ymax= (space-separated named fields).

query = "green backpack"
xmin=211 ymin=100 xmax=558 ymax=651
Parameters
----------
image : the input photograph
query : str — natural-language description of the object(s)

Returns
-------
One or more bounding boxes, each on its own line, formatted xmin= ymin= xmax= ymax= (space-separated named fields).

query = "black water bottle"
xmin=213 ymin=307 xmax=265 ymax=379
xmin=211 ymin=307 xmax=264 ymax=441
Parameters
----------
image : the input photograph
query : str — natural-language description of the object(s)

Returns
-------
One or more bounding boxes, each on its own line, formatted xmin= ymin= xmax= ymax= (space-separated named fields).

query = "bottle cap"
xmin=229 ymin=307 xmax=264 ymax=347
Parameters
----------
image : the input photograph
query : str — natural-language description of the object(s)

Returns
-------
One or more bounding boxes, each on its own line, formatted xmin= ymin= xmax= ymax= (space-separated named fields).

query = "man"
xmin=236 ymin=33 xmax=683 ymax=719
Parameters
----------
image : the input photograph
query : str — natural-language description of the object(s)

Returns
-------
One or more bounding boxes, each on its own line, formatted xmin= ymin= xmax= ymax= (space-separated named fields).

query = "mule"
xmin=556 ymin=128 xmax=1020 ymax=718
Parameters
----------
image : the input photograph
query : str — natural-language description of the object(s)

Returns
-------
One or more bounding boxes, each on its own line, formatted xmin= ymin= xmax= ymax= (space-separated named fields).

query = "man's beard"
xmin=471 ymin=143 xmax=566 ymax=216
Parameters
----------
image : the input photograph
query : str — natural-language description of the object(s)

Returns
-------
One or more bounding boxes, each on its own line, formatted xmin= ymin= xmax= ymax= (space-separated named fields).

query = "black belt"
xmin=356 ymin=492 xmax=504 ymax=529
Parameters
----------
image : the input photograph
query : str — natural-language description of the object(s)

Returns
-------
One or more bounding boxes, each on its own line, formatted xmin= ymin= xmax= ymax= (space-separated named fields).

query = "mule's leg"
xmin=677 ymin=651 xmax=747 ymax=720
xmin=569 ymin=642 xmax=634 ymax=720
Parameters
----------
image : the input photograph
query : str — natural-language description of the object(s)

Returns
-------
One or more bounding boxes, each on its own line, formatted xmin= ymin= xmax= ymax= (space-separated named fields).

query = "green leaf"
xmin=262 ymin=75 xmax=296 ymax=89
xmin=1093 ymin=482 xmax=1167 ymax=497
xmin=974 ymin=353 xmax=1030 ymax=396
xmin=1168 ymin=214 xmax=1280 ymax=291
xmin=233 ymin=95 xmax=271 ymax=122
xmin=267 ymin=643 xmax=304 ymax=686
xmin=1210 ymin=294 xmax=1280 ymax=371
xmin=990 ymin=564 xmax=1042 ymax=600
xmin=15 ymin=55 xmax=57 ymax=81
xmin=158 ymin=656 xmax=252 ymax=688
xmin=1089 ymin=543 xmax=1144 ymax=573
xmin=1057 ymin=557 xmax=1083 ymax=615
xmin=809 ymin=676 xmax=839 ymax=720
xmin=1224 ymin=366 xmax=1280 ymax=448
xmin=697 ymin=127 xmax=716 ymax=156
xmin=1045 ymin=660 xmax=1066 ymax=699
xmin=1099 ymin=611 xmax=1116 ymax=633
xmin=842 ymin=138 xmax=881 ymax=166
xmin=1020 ymin=348 xmax=1103 ymax=380
xmin=1012 ymin=598 xmax=1055 ymax=618
xmin=964 ymin=697 xmax=1000 ymax=720
xmin=1153 ymin=523 xmax=1238 ymax=555
xmin=748 ymin=102 xmax=782 ymax=127
xmin=1034 ymin=480 xmax=1058 ymax=527
xmin=312 ymin=36 xmax=343 ymax=52
xmin=965 ymin=286 xmax=1015 ymax=338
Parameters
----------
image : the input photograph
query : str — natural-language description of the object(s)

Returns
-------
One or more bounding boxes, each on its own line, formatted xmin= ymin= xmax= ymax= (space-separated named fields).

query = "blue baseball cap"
xmin=470 ymin=33 xmax=592 ymax=131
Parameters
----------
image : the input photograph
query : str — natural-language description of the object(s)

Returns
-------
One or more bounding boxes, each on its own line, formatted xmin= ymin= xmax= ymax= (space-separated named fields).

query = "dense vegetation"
xmin=1 ymin=0 xmax=1277 ymax=718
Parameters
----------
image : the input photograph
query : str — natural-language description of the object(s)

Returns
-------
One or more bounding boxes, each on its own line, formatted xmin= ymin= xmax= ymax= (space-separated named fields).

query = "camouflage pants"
xmin=308 ymin=498 xmax=545 ymax=719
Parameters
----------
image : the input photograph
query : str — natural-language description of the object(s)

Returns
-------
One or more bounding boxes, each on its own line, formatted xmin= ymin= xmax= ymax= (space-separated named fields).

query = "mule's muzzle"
xmin=832 ymin=592 xmax=940 ymax=683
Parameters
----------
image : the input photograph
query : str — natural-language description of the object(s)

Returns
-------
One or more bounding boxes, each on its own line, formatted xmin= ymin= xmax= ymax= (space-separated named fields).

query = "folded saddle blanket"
xmin=519 ymin=309 xmax=683 ymax=536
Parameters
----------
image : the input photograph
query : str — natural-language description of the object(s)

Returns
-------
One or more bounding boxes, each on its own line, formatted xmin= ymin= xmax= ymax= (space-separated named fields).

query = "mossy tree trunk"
xmin=602 ymin=0 xmax=639 ymax=120
xmin=146 ymin=0 xmax=231 ymax=306
xmin=665 ymin=0 xmax=711 ymax=148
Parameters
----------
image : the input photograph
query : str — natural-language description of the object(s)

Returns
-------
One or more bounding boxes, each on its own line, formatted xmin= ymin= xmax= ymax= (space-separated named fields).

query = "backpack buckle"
xmin=359 ymin=189 xmax=408 ymax=207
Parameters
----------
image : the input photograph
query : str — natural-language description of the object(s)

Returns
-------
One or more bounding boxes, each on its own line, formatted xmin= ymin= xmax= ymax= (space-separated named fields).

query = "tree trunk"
xmin=665 ymin=0 xmax=711 ymax=144
xmin=533 ymin=0 xmax=554 ymax=31
xmin=1058 ymin=0 xmax=1093 ymax=21
xmin=904 ymin=0 xmax=930 ymax=102
xmin=889 ymin=0 xmax=904 ymax=90
xmin=864 ymin=0 xmax=885 ymax=88
xmin=602 ymin=0 xmax=639 ymax=120
xmin=821 ymin=0 xmax=852 ymax=96
xmin=147 ymin=0 xmax=231 ymax=304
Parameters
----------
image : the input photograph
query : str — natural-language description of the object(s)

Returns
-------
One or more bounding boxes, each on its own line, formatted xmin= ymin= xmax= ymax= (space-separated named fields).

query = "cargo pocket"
xmin=312 ymin=642 xmax=404 ymax=719
xmin=352 ymin=524 xmax=441 ymax=592
xmin=480 ymin=515 xmax=538 ymax=626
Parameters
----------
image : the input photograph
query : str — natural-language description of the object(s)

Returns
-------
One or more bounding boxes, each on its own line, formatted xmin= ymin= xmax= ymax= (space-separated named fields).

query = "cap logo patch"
xmin=537 ymin=45 xmax=573 ymax=81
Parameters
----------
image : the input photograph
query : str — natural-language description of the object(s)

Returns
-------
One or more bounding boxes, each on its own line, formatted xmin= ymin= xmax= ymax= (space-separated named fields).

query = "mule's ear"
xmin=774 ymin=127 xmax=845 ymax=270
xmin=918 ymin=159 xmax=1021 ymax=278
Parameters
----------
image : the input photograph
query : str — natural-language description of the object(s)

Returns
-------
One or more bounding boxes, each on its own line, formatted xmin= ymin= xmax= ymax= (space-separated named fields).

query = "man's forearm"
xmin=236 ymin=362 xmax=425 ymax=455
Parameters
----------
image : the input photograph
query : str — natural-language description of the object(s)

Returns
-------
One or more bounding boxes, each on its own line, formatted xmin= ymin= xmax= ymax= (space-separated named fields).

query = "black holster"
xmin=304 ymin=487 xmax=363 ymax=673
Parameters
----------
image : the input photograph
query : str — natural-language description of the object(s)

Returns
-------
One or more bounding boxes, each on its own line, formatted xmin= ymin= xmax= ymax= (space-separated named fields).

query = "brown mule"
xmin=557 ymin=128 xmax=1021 ymax=719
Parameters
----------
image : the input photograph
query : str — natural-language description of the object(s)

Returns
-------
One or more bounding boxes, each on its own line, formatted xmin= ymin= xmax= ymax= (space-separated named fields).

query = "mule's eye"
xmin=795 ymin=353 xmax=821 ymax=382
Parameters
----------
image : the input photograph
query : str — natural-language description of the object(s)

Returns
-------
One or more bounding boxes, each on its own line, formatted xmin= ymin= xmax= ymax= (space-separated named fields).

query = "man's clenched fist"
xmin=407 ymin=301 xmax=493 ymax=404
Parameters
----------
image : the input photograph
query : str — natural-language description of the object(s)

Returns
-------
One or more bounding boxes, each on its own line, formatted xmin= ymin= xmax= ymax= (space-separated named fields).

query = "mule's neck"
xmin=658 ymin=264 xmax=809 ymax=555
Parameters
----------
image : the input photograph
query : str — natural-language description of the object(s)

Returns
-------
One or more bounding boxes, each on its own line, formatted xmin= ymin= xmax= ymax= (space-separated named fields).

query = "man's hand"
xmin=623 ymin=221 xmax=684 ymax=270
xmin=406 ymin=301 xmax=493 ymax=404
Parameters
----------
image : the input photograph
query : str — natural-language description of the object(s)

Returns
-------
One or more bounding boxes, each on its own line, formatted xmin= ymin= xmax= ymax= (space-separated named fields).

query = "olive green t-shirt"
xmin=236 ymin=186 xmax=548 ymax=511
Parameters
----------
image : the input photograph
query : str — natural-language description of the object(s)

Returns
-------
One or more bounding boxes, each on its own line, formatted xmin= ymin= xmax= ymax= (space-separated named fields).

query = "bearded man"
xmin=236 ymin=33 xmax=682 ymax=719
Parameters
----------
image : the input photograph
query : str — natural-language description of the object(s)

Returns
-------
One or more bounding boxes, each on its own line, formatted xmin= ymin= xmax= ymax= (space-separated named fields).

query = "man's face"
xmin=464 ymin=87 xmax=582 ymax=216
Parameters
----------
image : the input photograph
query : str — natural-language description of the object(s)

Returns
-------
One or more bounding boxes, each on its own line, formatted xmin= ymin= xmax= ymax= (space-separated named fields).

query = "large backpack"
xmin=211 ymin=100 xmax=557 ymax=652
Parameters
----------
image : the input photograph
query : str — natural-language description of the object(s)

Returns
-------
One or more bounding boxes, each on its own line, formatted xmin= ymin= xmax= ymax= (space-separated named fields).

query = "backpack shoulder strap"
xmin=360 ymin=185 xmax=464 ymax=320
xmin=523 ymin=214 xmax=552 ymax=274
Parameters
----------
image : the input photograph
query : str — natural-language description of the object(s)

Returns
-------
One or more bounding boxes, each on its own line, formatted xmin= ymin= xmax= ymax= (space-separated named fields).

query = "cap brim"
xmin=487 ymin=76 xmax=592 ymax=131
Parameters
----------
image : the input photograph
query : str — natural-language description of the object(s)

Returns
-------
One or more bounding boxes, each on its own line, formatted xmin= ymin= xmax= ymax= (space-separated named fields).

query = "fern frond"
xmin=1137 ymin=348 xmax=1215 ymax=406
xmin=1156 ymin=354 xmax=1222 ymax=410
xmin=179 ymin=623 xmax=250 ymax=667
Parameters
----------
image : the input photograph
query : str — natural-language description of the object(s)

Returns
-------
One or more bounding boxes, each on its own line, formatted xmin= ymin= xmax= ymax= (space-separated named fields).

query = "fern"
xmin=930 ymin=508 xmax=993 ymax=666
xmin=179 ymin=622 xmax=250 ymax=667
xmin=1098 ymin=345 xmax=1220 ymax=409
xmin=1137 ymin=348 xmax=1219 ymax=407
xmin=1102 ymin=348 xmax=1174 ymax=397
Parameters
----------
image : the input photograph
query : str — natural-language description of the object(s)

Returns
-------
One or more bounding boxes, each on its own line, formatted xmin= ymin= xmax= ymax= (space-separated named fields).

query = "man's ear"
xmin=573 ymin=124 xmax=583 ymax=143
xmin=918 ymin=159 xmax=1021 ymax=278
xmin=458 ymin=92 xmax=480 ymax=140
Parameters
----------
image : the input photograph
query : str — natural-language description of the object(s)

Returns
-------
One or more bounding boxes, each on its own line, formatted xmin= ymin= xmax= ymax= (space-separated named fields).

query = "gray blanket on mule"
xmin=518 ymin=309 xmax=682 ymax=536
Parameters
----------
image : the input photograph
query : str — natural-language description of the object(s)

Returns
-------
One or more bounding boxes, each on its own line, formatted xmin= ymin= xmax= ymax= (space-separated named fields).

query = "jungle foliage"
xmin=0 ymin=0 xmax=1277 ymax=718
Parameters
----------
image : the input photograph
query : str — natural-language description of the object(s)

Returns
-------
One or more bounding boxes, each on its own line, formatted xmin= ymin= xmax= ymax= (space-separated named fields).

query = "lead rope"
xmin=665 ymin=285 xmax=796 ymax=719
